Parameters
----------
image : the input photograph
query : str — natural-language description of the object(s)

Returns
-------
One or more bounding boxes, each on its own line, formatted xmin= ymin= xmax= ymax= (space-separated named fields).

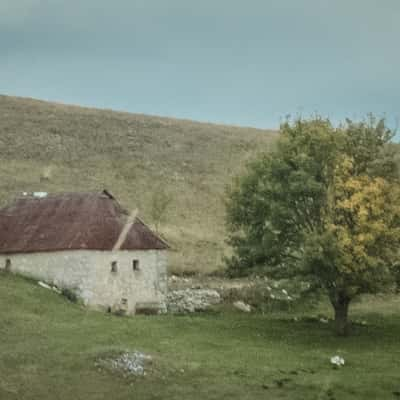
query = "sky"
xmin=1 ymin=0 xmax=399 ymax=129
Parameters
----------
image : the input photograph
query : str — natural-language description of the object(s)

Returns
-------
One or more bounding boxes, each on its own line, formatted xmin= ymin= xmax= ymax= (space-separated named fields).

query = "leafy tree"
xmin=226 ymin=116 xmax=400 ymax=335
xmin=150 ymin=187 xmax=172 ymax=232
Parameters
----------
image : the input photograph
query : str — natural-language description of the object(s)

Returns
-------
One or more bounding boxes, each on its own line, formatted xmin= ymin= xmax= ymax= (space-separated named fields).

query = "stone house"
xmin=0 ymin=190 xmax=169 ymax=314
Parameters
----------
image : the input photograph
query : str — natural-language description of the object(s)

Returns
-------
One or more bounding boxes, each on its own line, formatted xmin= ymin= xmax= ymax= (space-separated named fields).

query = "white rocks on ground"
xmin=108 ymin=351 xmax=152 ymax=376
xmin=167 ymin=289 xmax=221 ymax=313
xmin=38 ymin=281 xmax=52 ymax=290
xmin=233 ymin=301 xmax=252 ymax=312
xmin=38 ymin=281 xmax=61 ymax=294
xmin=330 ymin=355 xmax=345 ymax=367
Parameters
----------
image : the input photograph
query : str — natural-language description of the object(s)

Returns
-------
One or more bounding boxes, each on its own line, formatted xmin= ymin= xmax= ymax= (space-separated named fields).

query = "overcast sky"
xmin=1 ymin=0 xmax=399 ymax=128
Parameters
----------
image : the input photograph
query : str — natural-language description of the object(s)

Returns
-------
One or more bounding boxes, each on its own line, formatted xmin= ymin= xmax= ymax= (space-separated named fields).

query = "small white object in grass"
xmin=282 ymin=289 xmax=288 ymax=295
xmin=270 ymin=294 xmax=275 ymax=299
xmin=330 ymin=355 xmax=345 ymax=367
xmin=266 ymin=286 xmax=271 ymax=291
xmin=38 ymin=281 xmax=52 ymax=290
xmin=33 ymin=192 xmax=48 ymax=198
xmin=320 ymin=318 xmax=329 ymax=323
xmin=287 ymin=296 xmax=293 ymax=301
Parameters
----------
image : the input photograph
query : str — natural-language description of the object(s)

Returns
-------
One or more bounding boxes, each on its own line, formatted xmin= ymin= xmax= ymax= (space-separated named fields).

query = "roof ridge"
xmin=0 ymin=191 xmax=169 ymax=253
xmin=134 ymin=216 xmax=171 ymax=249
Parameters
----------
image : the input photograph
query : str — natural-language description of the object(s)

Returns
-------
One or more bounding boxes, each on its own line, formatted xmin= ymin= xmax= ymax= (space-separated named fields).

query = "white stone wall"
xmin=0 ymin=250 xmax=168 ymax=314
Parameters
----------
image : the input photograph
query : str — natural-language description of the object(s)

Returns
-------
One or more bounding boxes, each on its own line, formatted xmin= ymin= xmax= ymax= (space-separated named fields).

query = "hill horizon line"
xmin=0 ymin=93 xmax=278 ymax=133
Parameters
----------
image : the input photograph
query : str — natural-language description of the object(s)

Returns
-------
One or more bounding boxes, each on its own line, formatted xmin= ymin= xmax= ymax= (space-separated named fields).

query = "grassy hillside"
xmin=1 ymin=273 xmax=400 ymax=399
xmin=0 ymin=95 xmax=276 ymax=273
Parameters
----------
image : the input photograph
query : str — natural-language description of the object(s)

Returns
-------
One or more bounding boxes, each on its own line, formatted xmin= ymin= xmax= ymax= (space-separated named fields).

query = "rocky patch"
xmin=167 ymin=289 xmax=221 ymax=313
xmin=97 ymin=351 xmax=152 ymax=376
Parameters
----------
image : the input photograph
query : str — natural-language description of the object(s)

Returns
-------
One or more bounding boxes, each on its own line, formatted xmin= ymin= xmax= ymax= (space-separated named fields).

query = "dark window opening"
xmin=132 ymin=259 xmax=139 ymax=271
xmin=5 ymin=259 xmax=11 ymax=272
xmin=111 ymin=261 xmax=118 ymax=273
xmin=121 ymin=298 xmax=128 ymax=305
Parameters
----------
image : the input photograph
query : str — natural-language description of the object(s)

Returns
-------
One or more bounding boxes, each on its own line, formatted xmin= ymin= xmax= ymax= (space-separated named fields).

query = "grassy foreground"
xmin=1 ymin=273 xmax=399 ymax=399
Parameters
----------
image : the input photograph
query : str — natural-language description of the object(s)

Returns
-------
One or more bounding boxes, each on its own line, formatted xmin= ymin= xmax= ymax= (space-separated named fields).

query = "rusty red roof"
xmin=0 ymin=190 xmax=168 ymax=254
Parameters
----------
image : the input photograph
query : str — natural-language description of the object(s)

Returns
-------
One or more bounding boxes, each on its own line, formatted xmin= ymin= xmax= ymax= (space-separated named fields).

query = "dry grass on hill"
xmin=0 ymin=95 xmax=277 ymax=273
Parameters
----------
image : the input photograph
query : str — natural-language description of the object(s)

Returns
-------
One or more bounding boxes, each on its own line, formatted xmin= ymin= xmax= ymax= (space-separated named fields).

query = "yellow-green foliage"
xmin=329 ymin=157 xmax=400 ymax=284
xmin=226 ymin=116 xmax=400 ymax=334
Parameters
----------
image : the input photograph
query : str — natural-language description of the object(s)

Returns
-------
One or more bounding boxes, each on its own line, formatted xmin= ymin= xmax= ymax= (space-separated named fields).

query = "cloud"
xmin=0 ymin=0 xmax=399 ymax=129
xmin=0 ymin=0 xmax=42 ymax=26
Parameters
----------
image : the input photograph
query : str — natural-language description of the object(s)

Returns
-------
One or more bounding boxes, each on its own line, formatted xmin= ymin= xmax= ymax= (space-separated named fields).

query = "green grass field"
xmin=1 ymin=273 xmax=399 ymax=400
xmin=0 ymin=95 xmax=276 ymax=274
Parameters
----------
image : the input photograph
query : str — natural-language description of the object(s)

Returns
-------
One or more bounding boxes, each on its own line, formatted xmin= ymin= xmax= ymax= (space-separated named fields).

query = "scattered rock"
xmin=167 ymin=289 xmax=221 ymax=313
xmin=100 ymin=351 xmax=152 ymax=376
xmin=330 ymin=355 xmax=345 ymax=367
xmin=38 ymin=281 xmax=52 ymax=290
xmin=233 ymin=301 xmax=251 ymax=312
xmin=38 ymin=281 xmax=62 ymax=294
xmin=52 ymin=285 xmax=61 ymax=294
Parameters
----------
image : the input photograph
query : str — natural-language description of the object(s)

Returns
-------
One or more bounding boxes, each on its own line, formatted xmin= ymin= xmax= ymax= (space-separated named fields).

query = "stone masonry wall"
xmin=0 ymin=250 xmax=168 ymax=314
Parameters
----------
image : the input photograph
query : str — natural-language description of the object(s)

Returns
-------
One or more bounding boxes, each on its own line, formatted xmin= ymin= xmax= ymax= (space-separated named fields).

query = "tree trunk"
xmin=333 ymin=296 xmax=350 ymax=336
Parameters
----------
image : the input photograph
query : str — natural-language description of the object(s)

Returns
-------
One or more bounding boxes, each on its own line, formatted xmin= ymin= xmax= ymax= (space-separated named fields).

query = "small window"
xmin=132 ymin=259 xmax=140 ymax=271
xmin=121 ymin=298 xmax=128 ymax=305
xmin=5 ymin=259 xmax=11 ymax=272
xmin=111 ymin=261 xmax=118 ymax=273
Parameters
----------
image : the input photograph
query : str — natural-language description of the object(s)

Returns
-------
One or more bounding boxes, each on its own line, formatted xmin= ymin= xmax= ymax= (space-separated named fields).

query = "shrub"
xmin=61 ymin=287 xmax=78 ymax=303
